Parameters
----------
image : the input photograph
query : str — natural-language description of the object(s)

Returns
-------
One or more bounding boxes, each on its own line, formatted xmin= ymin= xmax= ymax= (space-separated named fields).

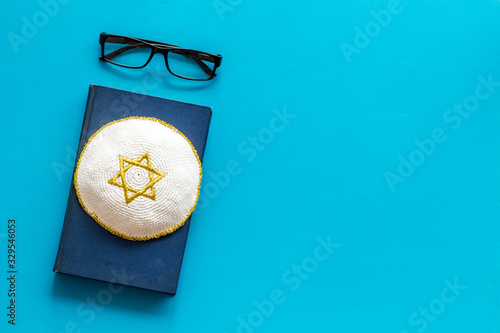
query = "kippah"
xmin=74 ymin=117 xmax=202 ymax=241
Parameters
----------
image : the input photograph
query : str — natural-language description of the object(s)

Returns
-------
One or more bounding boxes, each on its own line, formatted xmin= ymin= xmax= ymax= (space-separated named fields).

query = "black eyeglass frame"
xmin=99 ymin=32 xmax=222 ymax=81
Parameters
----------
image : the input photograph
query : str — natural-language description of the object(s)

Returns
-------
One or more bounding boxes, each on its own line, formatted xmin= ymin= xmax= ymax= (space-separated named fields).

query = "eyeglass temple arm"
xmin=102 ymin=43 xmax=145 ymax=60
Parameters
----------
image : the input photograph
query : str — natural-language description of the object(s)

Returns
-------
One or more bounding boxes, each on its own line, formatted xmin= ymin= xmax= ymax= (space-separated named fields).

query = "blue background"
xmin=2 ymin=0 xmax=500 ymax=332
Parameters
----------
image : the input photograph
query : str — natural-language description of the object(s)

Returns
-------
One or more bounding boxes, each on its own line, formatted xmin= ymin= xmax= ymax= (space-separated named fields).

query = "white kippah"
xmin=74 ymin=117 xmax=202 ymax=241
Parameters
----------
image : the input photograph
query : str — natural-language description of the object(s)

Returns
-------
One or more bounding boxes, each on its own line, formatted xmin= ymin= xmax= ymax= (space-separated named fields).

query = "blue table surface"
xmin=2 ymin=0 xmax=500 ymax=332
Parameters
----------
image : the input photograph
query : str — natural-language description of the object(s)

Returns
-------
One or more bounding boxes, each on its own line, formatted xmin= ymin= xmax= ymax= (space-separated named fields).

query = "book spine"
xmin=53 ymin=85 xmax=97 ymax=272
xmin=199 ymin=108 xmax=212 ymax=163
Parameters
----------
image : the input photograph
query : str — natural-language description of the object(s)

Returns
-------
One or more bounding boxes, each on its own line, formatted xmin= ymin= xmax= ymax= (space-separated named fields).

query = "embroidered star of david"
xmin=108 ymin=152 xmax=166 ymax=204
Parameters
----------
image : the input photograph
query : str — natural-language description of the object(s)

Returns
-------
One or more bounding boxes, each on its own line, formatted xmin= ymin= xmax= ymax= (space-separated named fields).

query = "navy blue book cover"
xmin=53 ymin=85 xmax=212 ymax=295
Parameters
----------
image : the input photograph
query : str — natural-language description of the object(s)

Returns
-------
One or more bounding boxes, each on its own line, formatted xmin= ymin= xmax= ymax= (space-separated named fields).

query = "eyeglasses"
xmin=99 ymin=33 xmax=222 ymax=81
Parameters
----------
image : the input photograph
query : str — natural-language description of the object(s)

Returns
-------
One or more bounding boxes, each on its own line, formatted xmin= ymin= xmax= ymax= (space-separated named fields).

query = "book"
xmin=53 ymin=85 xmax=212 ymax=295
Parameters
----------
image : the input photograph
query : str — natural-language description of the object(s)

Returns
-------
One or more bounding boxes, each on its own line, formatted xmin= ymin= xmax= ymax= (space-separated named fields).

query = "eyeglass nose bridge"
xmin=148 ymin=48 xmax=173 ymax=73
xmin=149 ymin=46 xmax=176 ymax=61
xmin=143 ymin=48 xmax=179 ymax=78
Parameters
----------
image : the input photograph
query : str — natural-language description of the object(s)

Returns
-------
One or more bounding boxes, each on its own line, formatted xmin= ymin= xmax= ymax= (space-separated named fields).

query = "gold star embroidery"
xmin=108 ymin=152 xmax=166 ymax=204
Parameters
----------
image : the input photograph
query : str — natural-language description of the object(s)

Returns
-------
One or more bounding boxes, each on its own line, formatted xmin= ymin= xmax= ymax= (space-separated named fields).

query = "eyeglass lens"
xmin=167 ymin=51 xmax=213 ymax=80
xmin=103 ymin=37 xmax=153 ymax=68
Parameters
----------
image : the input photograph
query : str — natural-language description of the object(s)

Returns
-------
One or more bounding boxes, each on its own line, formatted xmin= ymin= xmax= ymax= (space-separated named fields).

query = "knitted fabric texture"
xmin=74 ymin=117 xmax=202 ymax=241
